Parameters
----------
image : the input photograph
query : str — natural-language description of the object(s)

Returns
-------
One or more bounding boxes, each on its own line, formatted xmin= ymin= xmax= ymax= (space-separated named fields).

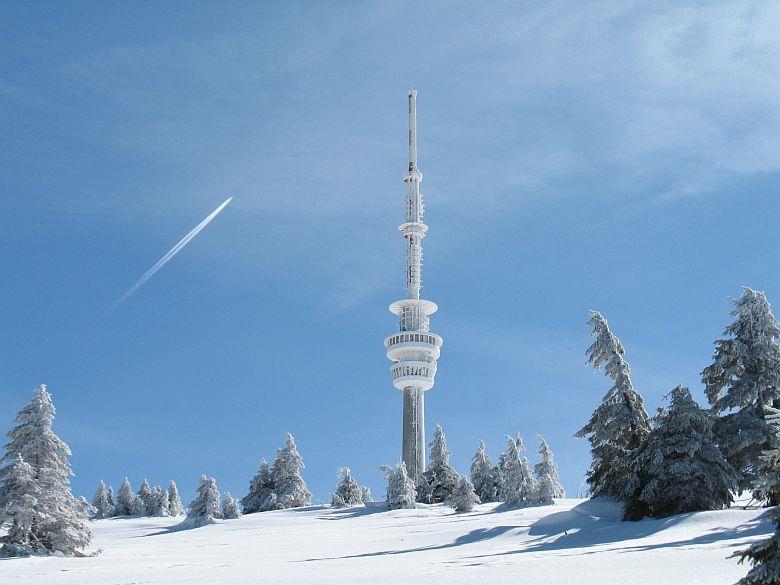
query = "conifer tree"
xmin=499 ymin=435 xmax=535 ymax=506
xmin=130 ymin=494 xmax=145 ymax=516
xmin=534 ymin=436 xmax=565 ymax=505
xmin=241 ymin=459 xmax=275 ymax=514
xmin=137 ymin=480 xmax=154 ymax=516
xmin=703 ymin=288 xmax=780 ymax=497
xmin=735 ymin=509 xmax=780 ymax=584
xmin=92 ymin=480 xmax=114 ymax=519
xmin=270 ymin=434 xmax=311 ymax=509
xmin=221 ymin=492 xmax=242 ymax=519
xmin=145 ymin=485 xmax=170 ymax=517
xmin=331 ymin=467 xmax=364 ymax=508
xmin=631 ymin=386 xmax=737 ymax=519
xmin=360 ymin=485 xmax=372 ymax=503
xmin=470 ymin=440 xmax=497 ymax=503
xmin=77 ymin=496 xmax=96 ymax=518
xmin=107 ymin=486 xmax=115 ymax=512
xmin=415 ymin=474 xmax=434 ymax=504
xmin=115 ymin=477 xmax=136 ymax=516
xmin=0 ymin=455 xmax=42 ymax=557
xmin=0 ymin=385 xmax=91 ymax=556
xmin=167 ymin=480 xmax=185 ymax=516
xmin=381 ymin=462 xmax=417 ymax=510
xmin=421 ymin=424 xmax=459 ymax=503
xmin=450 ymin=475 xmax=477 ymax=512
xmin=575 ymin=312 xmax=651 ymax=503
xmin=184 ymin=475 xmax=223 ymax=527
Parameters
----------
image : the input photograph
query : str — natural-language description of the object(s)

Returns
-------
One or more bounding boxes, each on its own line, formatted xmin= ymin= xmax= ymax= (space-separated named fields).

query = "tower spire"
xmin=385 ymin=90 xmax=444 ymax=482
xmin=408 ymin=90 xmax=417 ymax=172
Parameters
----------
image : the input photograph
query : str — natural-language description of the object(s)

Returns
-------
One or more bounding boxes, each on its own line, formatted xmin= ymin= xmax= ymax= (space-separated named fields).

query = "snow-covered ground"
xmin=0 ymin=499 xmax=772 ymax=584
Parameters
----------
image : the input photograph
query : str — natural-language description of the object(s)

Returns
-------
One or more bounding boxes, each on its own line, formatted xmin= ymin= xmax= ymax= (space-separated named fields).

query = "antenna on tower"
xmin=408 ymin=90 xmax=417 ymax=172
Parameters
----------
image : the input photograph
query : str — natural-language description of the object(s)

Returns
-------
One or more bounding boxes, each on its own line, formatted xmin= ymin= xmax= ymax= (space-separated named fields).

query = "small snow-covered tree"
xmin=499 ymin=435 xmax=535 ymax=507
xmin=381 ymin=462 xmax=417 ymax=510
xmin=145 ymin=485 xmax=170 ymax=517
xmin=735 ymin=508 xmax=780 ymax=584
xmin=360 ymin=485 xmax=372 ymax=503
xmin=421 ymin=424 xmax=459 ymax=503
xmin=130 ymin=493 xmax=145 ymax=516
xmin=242 ymin=459 xmax=275 ymax=514
xmin=184 ymin=475 xmax=223 ymax=527
xmin=137 ymin=480 xmax=154 ymax=516
xmin=0 ymin=455 xmax=42 ymax=557
xmin=703 ymin=288 xmax=780 ymax=499
xmin=0 ymin=385 xmax=91 ymax=556
xmin=415 ymin=474 xmax=434 ymax=504
xmin=450 ymin=475 xmax=477 ymax=513
xmin=221 ymin=492 xmax=241 ymax=519
xmin=575 ymin=312 xmax=651 ymax=504
xmin=168 ymin=480 xmax=185 ymax=516
xmin=270 ymin=434 xmax=312 ymax=509
xmin=534 ymin=436 xmax=565 ymax=505
xmin=115 ymin=477 xmax=136 ymax=516
xmin=77 ymin=497 xmax=95 ymax=518
xmin=107 ymin=486 xmax=115 ymax=512
xmin=632 ymin=386 xmax=737 ymax=519
xmin=92 ymin=480 xmax=114 ymax=518
xmin=331 ymin=467 xmax=364 ymax=508
xmin=470 ymin=440 xmax=497 ymax=503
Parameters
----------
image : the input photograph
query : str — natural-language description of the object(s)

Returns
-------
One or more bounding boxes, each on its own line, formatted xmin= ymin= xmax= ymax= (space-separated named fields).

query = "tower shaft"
xmin=385 ymin=90 xmax=443 ymax=483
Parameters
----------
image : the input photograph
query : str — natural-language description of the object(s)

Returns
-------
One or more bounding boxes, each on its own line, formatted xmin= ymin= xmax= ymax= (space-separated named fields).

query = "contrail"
xmin=109 ymin=196 xmax=233 ymax=312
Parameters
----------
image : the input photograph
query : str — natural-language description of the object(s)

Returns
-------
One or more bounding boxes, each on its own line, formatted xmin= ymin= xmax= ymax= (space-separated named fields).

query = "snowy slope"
xmin=0 ymin=499 xmax=772 ymax=585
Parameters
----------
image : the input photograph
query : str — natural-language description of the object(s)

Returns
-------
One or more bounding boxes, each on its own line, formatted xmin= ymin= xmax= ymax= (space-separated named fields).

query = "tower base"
xmin=402 ymin=386 xmax=425 ymax=481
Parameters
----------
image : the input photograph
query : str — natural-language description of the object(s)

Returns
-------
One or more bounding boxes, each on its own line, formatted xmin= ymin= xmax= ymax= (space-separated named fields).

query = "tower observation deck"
xmin=384 ymin=90 xmax=444 ymax=481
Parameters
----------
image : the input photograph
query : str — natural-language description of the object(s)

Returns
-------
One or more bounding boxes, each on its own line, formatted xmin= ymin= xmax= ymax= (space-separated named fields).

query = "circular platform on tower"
xmin=388 ymin=298 xmax=438 ymax=316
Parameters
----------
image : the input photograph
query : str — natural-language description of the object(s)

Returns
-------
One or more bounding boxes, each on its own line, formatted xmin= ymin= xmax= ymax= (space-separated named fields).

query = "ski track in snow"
xmin=0 ymin=498 xmax=771 ymax=584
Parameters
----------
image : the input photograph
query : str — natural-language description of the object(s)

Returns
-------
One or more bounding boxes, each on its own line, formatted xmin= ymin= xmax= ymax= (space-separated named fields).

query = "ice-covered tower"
xmin=384 ymin=90 xmax=444 ymax=481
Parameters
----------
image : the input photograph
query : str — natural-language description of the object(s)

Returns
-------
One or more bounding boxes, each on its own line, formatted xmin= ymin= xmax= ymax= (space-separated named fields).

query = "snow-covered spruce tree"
xmin=167 ymin=480 xmax=185 ymax=516
xmin=734 ymin=508 xmax=780 ymax=585
xmin=92 ymin=480 xmax=114 ymax=518
xmin=77 ymin=497 xmax=96 ymax=518
xmin=130 ymin=493 xmax=145 ymax=516
xmin=0 ymin=385 xmax=91 ymax=556
xmin=415 ymin=474 xmax=434 ymax=504
xmin=450 ymin=475 xmax=477 ymax=513
xmin=420 ymin=424 xmax=459 ymax=503
xmin=331 ymin=467 xmax=364 ymax=508
xmin=470 ymin=440 xmax=497 ymax=503
xmin=137 ymin=479 xmax=154 ymax=516
xmin=0 ymin=455 xmax=42 ymax=557
xmin=360 ymin=485 xmax=372 ymax=503
xmin=270 ymin=434 xmax=311 ymax=509
xmin=575 ymin=311 xmax=651 ymax=509
xmin=241 ymin=458 xmax=275 ymax=514
xmin=184 ymin=475 xmax=223 ymax=527
xmin=703 ymin=288 xmax=780 ymax=499
xmin=107 ymin=486 xmax=115 ymax=513
xmin=498 ymin=435 xmax=534 ymax=506
xmin=381 ymin=463 xmax=417 ymax=510
xmin=146 ymin=485 xmax=170 ymax=517
xmin=631 ymin=386 xmax=737 ymax=519
xmin=221 ymin=492 xmax=242 ymax=519
xmin=534 ymin=436 xmax=565 ymax=505
xmin=115 ymin=477 xmax=136 ymax=516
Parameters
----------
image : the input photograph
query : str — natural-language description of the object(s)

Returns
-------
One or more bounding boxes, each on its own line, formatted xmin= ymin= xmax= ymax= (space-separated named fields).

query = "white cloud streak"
xmin=109 ymin=196 xmax=233 ymax=312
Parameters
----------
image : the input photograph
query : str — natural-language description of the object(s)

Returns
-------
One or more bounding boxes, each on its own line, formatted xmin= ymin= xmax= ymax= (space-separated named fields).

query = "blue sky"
xmin=2 ymin=1 xmax=780 ymax=503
